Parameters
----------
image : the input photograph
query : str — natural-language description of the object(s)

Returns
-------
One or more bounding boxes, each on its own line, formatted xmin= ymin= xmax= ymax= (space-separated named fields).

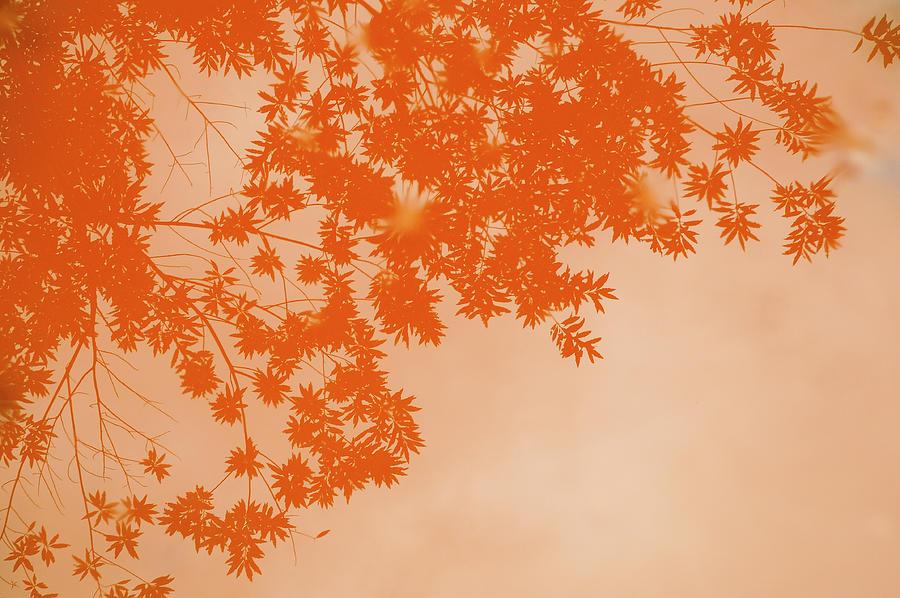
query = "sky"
xmin=12 ymin=1 xmax=900 ymax=596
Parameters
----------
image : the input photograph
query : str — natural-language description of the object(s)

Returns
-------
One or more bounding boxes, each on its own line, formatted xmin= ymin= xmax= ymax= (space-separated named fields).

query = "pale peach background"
xmin=14 ymin=1 xmax=900 ymax=596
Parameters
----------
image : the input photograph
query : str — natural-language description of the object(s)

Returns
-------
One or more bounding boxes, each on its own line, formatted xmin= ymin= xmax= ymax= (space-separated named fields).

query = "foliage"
xmin=0 ymin=0 xmax=895 ymax=594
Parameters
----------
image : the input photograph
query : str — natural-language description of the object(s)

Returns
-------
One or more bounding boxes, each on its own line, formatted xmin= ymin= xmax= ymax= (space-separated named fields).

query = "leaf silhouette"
xmin=0 ymin=0 xmax=895 ymax=594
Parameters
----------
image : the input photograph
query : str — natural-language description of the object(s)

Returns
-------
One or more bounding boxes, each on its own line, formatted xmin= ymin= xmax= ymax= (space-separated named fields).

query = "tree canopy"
xmin=1 ymin=0 xmax=897 ymax=595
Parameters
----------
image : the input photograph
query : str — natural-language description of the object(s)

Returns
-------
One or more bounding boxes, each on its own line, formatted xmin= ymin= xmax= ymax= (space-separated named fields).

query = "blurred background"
xmin=17 ymin=0 xmax=900 ymax=596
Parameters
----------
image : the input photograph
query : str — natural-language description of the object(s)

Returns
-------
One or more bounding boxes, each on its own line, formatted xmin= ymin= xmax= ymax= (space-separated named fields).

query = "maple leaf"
xmin=713 ymin=202 xmax=761 ymax=249
xmin=140 ymin=448 xmax=171 ymax=483
xmin=224 ymin=536 xmax=265 ymax=580
xmin=363 ymin=449 xmax=405 ymax=488
xmin=683 ymin=162 xmax=730 ymax=209
xmin=618 ymin=0 xmax=661 ymax=20
xmin=105 ymin=522 xmax=141 ymax=559
xmin=225 ymin=440 xmax=264 ymax=479
xmin=550 ymin=315 xmax=603 ymax=366
xmin=210 ymin=385 xmax=247 ymax=426
xmin=72 ymin=549 xmax=104 ymax=581
xmin=854 ymin=15 xmax=900 ymax=67
xmin=5 ymin=533 xmax=38 ymax=573
xmin=176 ymin=351 xmax=221 ymax=398
xmin=35 ymin=526 xmax=68 ymax=566
xmin=22 ymin=573 xmax=58 ymax=598
xmin=250 ymin=368 xmax=291 ymax=407
xmin=104 ymin=582 xmax=134 ymax=598
xmin=133 ymin=575 xmax=175 ymax=598
xmin=84 ymin=491 xmax=118 ymax=527
xmin=295 ymin=254 xmax=328 ymax=284
xmin=121 ymin=495 xmax=158 ymax=527
xmin=713 ymin=118 xmax=760 ymax=167
xmin=250 ymin=245 xmax=284 ymax=280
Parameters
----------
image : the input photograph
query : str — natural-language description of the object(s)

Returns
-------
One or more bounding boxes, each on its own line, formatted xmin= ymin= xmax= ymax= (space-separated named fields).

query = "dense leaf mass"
xmin=0 ymin=0 xmax=895 ymax=594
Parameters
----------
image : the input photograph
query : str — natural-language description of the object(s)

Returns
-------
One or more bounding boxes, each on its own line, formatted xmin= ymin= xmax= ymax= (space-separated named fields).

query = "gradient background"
xmin=16 ymin=1 xmax=900 ymax=596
